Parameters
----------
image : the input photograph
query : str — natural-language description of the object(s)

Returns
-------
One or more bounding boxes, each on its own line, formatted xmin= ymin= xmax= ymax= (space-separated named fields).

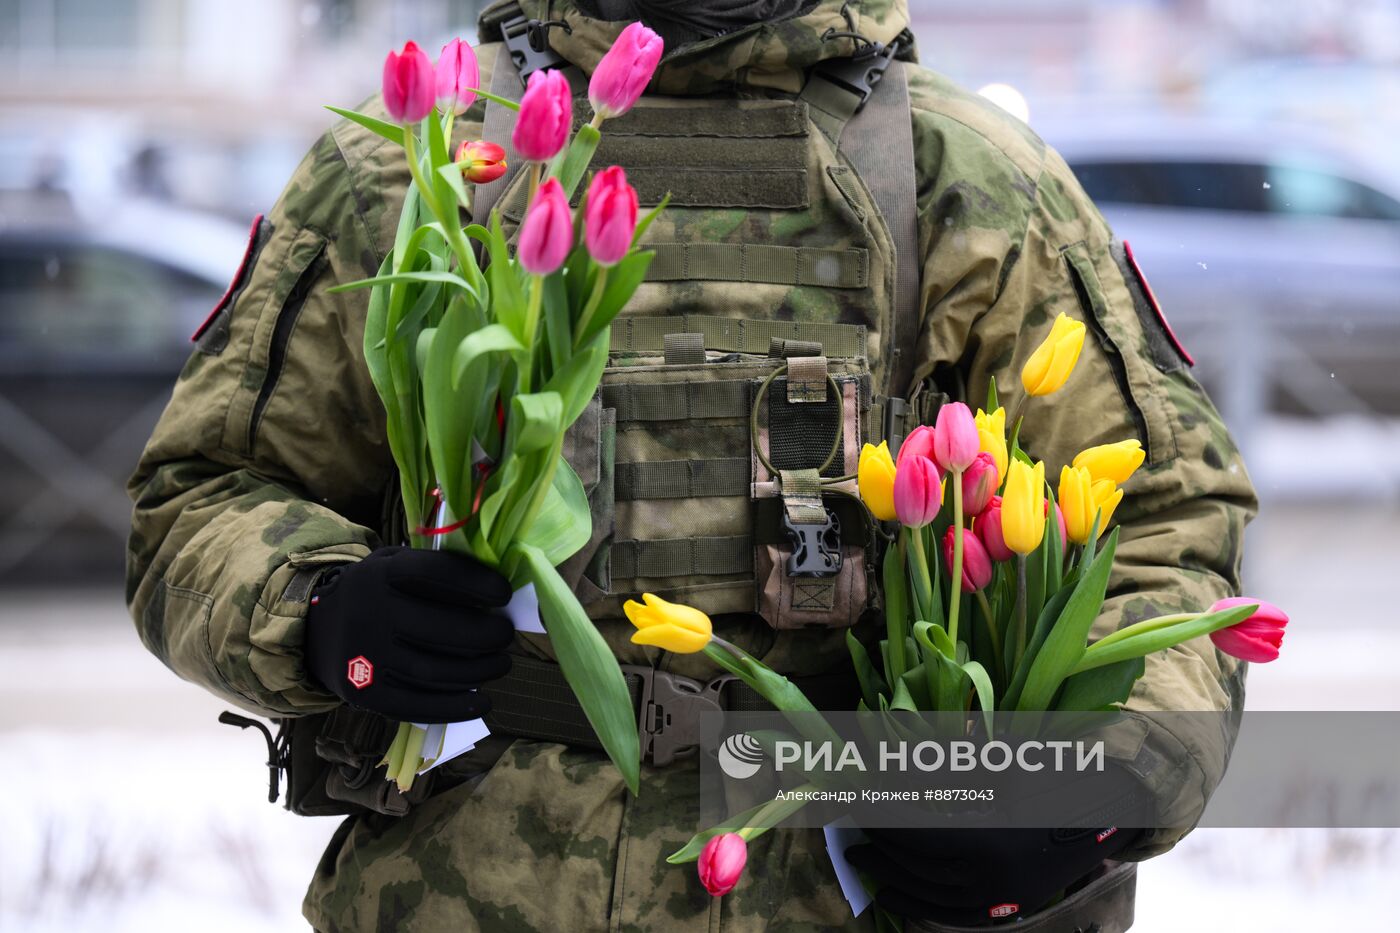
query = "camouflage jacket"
xmin=126 ymin=1 xmax=1256 ymax=929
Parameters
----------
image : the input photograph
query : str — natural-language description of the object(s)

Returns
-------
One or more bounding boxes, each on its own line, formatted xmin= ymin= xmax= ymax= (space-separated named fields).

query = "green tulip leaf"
xmin=508 ymin=392 xmax=564 ymax=455
xmin=515 ymin=459 xmax=592 ymax=567
xmin=325 ymin=106 xmax=405 ymax=147
xmin=514 ymin=542 xmax=640 ymax=796
xmin=1055 ymin=656 xmax=1145 ymax=711
xmin=1016 ymin=528 xmax=1120 ymax=711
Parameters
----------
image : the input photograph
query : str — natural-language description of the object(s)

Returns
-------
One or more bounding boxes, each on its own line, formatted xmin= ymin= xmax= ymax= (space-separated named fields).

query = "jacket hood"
xmin=482 ymin=0 xmax=913 ymax=95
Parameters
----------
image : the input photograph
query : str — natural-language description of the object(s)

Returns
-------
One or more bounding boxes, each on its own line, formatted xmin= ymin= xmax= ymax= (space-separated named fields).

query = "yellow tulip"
xmin=1091 ymin=478 xmax=1124 ymax=532
xmin=624 ymin=593 xmax=713 ymax=653
xmin=1021 ymin=313 xmax=1086 ymax=397
xmin=974 ymin=407 xmax=1008 ymax=483
xmin=1000 ymin=459 xmax=1046 ymax=555
xmin=858 ymin=441 xmax=898 ymax=522
xmin=1073 ymin=439 xmax=1146 ymax=486
xmin=1057 ymin=465 xmax=1093 ymax=545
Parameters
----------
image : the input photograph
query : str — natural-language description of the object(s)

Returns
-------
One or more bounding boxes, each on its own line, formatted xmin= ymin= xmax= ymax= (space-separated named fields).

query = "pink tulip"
xmin=894 ymin=455 xmax=942 ymax=528
xmin=897 ymin=424 xmax=936 ymax=468
xmin=584 ymin=166 xmax=638 ymax=266
xmin=589 ymin=22 xmax=664 ymax=120
xmin=436 ymin=38 xmax=479 ymax=115
xmin=1208 ymin=598 xmax=1288 ymax=663
xmin=513 ymin=68 xmax=572 ymax=162
xmin=974 ymin=496 xmax=1013 ymax=562
xmin=455 ymin=140 xmax=507 ymax=184
xmin=698 ymin=833 xmax=747 ymax=897
xmin=943 ymin=527 xmax=993 ymax=593
xmin=383 ymin=41 xmax=436 ymax=124
xmin=934 ymin=402 xmax=980 ymax=473
xmin=518 ymin=177 xmax=573 ymax=275
xmin=961 ymin=451 xmax=999 ymax=517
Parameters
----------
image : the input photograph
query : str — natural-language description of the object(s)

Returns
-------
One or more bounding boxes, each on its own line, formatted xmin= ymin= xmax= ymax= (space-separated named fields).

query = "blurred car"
xmin=0 ymin=189 xmax=249 ymax=584
xmin=1044 ymin=117 xmax=1400 ymax=417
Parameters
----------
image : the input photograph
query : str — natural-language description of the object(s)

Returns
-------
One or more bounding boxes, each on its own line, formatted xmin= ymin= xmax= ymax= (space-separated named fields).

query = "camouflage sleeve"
xmin=906 ymin=70 xmax=1258 ymax=857
xmin=125 ymin=46 xmax=504 ymax=717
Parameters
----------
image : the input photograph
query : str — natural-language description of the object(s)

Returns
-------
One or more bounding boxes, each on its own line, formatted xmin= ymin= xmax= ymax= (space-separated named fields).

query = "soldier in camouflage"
xmin=126 ymin=1 xmax=1256 ymax=930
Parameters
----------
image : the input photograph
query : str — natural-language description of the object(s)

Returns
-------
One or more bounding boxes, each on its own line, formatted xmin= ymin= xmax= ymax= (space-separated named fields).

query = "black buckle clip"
xmin=783 ymin=506 xmax=843 ymax=577
xmin=626 ymin=667 xmax=735 ymax=767
xmin=501 ymin=13 xmax=568 ymax=83
xmin=814 ymin=39 xmax=900 ymax=113
xmin=219 ymin=711 xmax=290 ymax=805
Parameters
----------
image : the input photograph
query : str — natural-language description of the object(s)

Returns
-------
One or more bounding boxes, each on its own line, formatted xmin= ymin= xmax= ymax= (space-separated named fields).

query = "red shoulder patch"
xmin=191 ymin=213 xmax=265 ymax=342
xmin=1122 ymin=240 xmax=1194 ymax=366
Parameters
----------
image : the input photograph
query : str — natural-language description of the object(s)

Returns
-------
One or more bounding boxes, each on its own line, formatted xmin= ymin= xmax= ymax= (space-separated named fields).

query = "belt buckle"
xmin=625 ymin=666 xmax=736 ymax=767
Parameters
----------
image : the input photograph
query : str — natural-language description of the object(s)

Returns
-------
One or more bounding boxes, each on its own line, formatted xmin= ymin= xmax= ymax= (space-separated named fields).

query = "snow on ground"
xmin=2 ymin=493 xmax=1398 ymax=931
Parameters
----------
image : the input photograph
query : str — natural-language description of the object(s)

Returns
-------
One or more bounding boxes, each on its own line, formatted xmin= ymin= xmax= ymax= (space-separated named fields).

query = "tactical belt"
xmin=485 ymin=655 xmax=861 ymax=766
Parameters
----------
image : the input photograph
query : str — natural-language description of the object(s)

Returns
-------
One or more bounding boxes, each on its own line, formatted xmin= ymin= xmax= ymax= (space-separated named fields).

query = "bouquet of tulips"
xmin=631 ymin=311 xmax=1288 ymax=903
xmin=328 ymin=25 xmax=665 ymax=794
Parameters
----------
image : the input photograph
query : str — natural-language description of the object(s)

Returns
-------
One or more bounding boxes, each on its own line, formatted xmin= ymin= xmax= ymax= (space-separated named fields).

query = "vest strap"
xmin=609 ymin=315 xmax=867 ymax=359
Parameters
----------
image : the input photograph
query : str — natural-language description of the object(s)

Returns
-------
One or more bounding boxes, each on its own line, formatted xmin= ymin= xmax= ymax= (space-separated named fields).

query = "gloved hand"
xmin=845 ymin=766 xmax=1149 ymax=925
xmin=304 ymin=546 xmax=515 ymax=723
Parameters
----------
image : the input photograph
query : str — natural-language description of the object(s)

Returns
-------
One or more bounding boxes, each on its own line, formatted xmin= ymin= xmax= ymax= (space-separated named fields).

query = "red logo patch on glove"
xmin=347 ymin=655 xmax=374 ymax=689
xmin=989 ymin=903 xmax=1019 ymax=919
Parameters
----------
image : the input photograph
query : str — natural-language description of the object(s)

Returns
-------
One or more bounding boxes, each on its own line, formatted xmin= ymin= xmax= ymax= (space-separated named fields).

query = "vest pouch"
xmin=751 ymin=357 xmax=871 ymax=630
xmin=580 ymin=317 xmax=874 ymax=629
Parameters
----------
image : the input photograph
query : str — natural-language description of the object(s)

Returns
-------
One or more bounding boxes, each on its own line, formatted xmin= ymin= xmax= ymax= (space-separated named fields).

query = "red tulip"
xmin=894 ymin=455 xmax=942 ymax=528
xmin=1209 ymin=598 xmax=1288 ymax=663
xmin=584 ymin=166 xmax=638 ymax=266
xmin=518 ymin=177 xmax=573 ymax=275
xmin=943 ymin=527 xmax=993 ymax=593
xmin=383 ymin=41 xmax=436 ymax=124
xmin=455 ymin=140 xmax=507 ymax=184
xmin=698 ymin=833 xmax=747 ymax=897
xmin=436 ymin=38 xmax=479 ymax=115
xmin=897 ymin=424 xmax=936 ymax=468
xmin=961 ymin=451 xmax=999 ymax=517
xmin=589 ymin=21 xmax=664 ymax=120
xmin=974 ymin=496 xmax=1013 ymax=562
xmin=513 ymin=68 xmax=572 ymax=162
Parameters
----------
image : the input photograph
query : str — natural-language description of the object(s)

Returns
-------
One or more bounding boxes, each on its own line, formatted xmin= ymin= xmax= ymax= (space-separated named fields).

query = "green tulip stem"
xmin=906 ymin=527 xmax=934 ymax=624
xmin=520 ymin=275 xmax=545 ymax=392
xmin=401 ymin=130 xmax=443 ymax=230
xmin=573 ymin=267 xmax=610 ymax=350
xmin=887 ymin=533 xmax=909 ymax=681
xmin=394 ymin=724 xmax=429 ymax=792
xmin=948 ymin=471 xmax=965 ymax=645
xmin=1015 ymin=555 xmax=1029 ymax=661
xmin=589 ymin=112 xmax=607 ymax=131
xmin=528 ymin=162 xmax=542 ymax=205
xmin=1088 ymin=612 xmax=1198 ymax=652
xmin=383 ymin=721 xmax=411 ymax=775
xmin=976 ymin=589 xmax=1002 ymax=673
xmin=401 ymin=123 xmax=477 ymax=284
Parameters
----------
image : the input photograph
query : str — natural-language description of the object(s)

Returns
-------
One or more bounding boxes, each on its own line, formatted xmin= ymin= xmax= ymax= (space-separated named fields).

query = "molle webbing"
xmin=595 ymin=100 xmax=808 ymax=140
xmin=614 ymin=458 xmax=751 ymax=500
xmin=497 ymin=100 xmax=811 ymax=212
xmin=610 ymin=535 xmax=752 ymax=579
xmin=646 ymin=243 xmax=868 ymax=289
xmin=608 ymin=316 xmax=866 ymax=359
xmin=608 ymin=498 xmax=872 ymax=583
xmin=603 ymin=379 xmax=751 ymax=422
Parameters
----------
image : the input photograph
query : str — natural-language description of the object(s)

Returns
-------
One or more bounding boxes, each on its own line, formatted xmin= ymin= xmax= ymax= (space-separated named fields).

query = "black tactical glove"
xmin=304 ymin=546 xmax=515 ymax=723
xmin=845 ymin=766 xmax=1149 ymax=925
